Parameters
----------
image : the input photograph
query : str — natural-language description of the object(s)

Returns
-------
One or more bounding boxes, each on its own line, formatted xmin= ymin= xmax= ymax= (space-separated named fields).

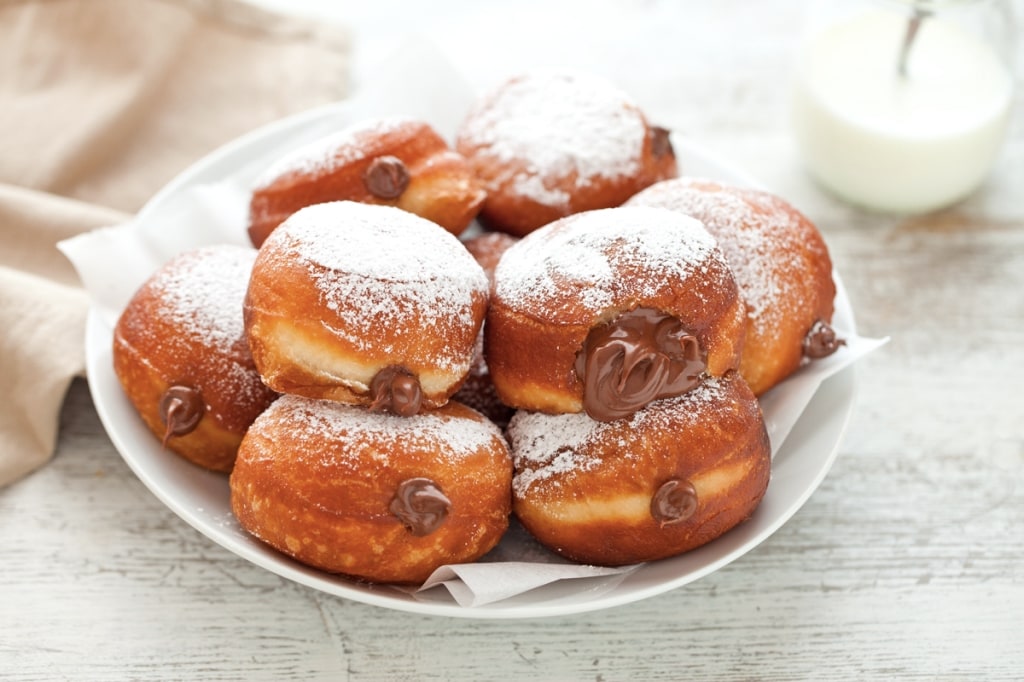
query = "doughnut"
xmin=248 ymin=116 xmax=486 ymax=247
xmin=485 ymin=206 xmax=746 ymax=420
xmin=112 ymin=245 xmax=277 ymax=472
xmin=451 ymin=231 xmax=520 ymax=428
xmin=626 ymin=177 xmax=841 ymax=395
xmin=244 ymin=200 xmax=489 ymax=412
xmin=455 ymin=71 xmax=678 ymax=237
xmin=230 ymin=394 xmax=512 ymax=584
xmin=508 ymin=372 xmax=770 ymax=566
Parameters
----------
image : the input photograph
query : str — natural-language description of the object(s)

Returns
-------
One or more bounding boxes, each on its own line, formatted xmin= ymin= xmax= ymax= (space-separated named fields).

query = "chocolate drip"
xmin=803 ymin=319 xmax=845 ymax=359
xmin=649 ymin=126 xmax=674 ymax=160
xmin=158 ymin=385 xmax=204 ymax=447
xmin=363 ymin=156 xmax=410 ymax=199
xmin=369 ymin=366 xmax=423 ymax=416
xmin=651 ymin=479 xmax=698 ymax=527
xmin=390 ymin=478 xmax=450 ymax=536
xmin=574 ymin=308 xmax=705 ymax=422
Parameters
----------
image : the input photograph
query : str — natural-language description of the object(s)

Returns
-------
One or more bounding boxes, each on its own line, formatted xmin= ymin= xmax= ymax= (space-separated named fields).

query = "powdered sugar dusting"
xmin=458 ymin=72 xmax=647 ymax=205
xmin=512 ymin=173 xmax=570 ymax=208
xmin=626 ymin=178 xmax=808 ymax=337
xmin=146 ymin=245 xmax=256 ymax=352
xmin=118 ymin=244 xmax=273 ymax=424
xmin=262 ymin=201 xmax=488 ymax=366
xmin=509 ymin=377 xmax=730 ymax=496
xmin=249 ymin=394 xmax=503 ymax=468
xmin=252 ymin=117 xmax=412 ymax=190
xmin=493 ymin=206 xmax=720 ymax=315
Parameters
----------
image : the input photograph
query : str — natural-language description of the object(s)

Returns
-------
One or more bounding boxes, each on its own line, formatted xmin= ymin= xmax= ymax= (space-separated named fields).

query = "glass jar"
xmin=790 ymin=0 xmax=1017 ymax=214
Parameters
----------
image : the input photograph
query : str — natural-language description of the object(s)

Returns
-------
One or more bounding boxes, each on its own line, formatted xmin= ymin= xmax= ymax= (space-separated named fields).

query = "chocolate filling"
xmin=803 ymin=319 xmax=845 ymax=359
xmin=651 ymin=479 xmax=699 ymax=527
xmin=369 ymin=366 xmax=423 ymax=416
xmin=363 ymin=156 xmax=410 ymax=199
xmin=158 ymin=385 xmax=204 ymax=447
xmin=649 ymin=126 xmax=675 ymax=160
xmin=574 ymin=308 xmax=705 ymax=422
xmin=389 ymin=478 xmax=450 ymax=536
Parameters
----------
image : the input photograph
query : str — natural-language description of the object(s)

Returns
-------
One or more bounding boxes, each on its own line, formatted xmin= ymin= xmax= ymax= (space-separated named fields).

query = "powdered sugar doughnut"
xmin=456 ymin=72 xmax=678 ymax=237
xmin=248 ymin=117 xmax=486 ymax=247
xmin=244 ymin=201 xmax=489 ymax=412
xmin=627 ymin=178 xmax=840 ymax=395
xmin=113 ymin=245 xmax=277 ymax=472
xmin=508 ymin=372 xmax=770 ymax=566
xmin=486 ymin=206 xmax=746 ymax=419
xmin=230 ymin=395 xmax=512 ymax=584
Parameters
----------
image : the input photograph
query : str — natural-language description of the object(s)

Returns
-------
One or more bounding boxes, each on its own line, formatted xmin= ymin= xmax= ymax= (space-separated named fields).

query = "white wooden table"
xmin=3 ymin=1 xmax=1023 ymax=679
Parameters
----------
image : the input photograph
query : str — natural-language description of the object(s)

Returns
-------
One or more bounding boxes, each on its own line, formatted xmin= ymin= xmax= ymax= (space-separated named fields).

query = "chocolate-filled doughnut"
xmin=627 ymin=177 xmax=840 ymax=394
xmin=485 ymin=205 xmax=745 ymax=419
xmin=244 ymin=201 xmax=489 ymax=412
xmin=230 ymin=395 xmax=512 ymax=584
xmin=456 ymin=72 xmax=678 ymax=237
xmin=113 ymin=245 xmax=277 ymax=472
xmin=508 ymin=372 xmax=770 ymax=565
xmin=249 ymin=117 xmax=486 ymax=246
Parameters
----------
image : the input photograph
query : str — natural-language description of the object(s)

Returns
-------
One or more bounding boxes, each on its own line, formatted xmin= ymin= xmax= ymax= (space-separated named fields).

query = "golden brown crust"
xmin=627 ymin=178 xmax=837 ymax=395
xmin=112 ymin=246 xmax=277 ymax=473
xmin=248 ymin=118 xmax=485 ymax=247
xmin=509 ymin=372 xmax=770 ymax=565
xmin=229 ymin=397 xmax=513 ymax=584
xmin=484 ymin=207 xmax=746 ymax=414
xmin=455 ymin=73 xmax=677 ymax=237
xmin=244 ymin=201 xmax=489 ymax=410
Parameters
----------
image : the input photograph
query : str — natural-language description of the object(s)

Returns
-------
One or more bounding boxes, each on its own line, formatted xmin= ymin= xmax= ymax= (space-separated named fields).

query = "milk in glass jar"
xmin=791 ymin=0 xmax=1016 ymax=214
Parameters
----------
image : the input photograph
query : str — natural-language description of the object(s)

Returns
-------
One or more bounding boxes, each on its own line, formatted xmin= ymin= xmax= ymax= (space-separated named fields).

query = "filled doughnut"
xmin=455 ymin=71 xmax=678 ymax=237
xmin=230 ymin=394 xmax=512 ymax=584
xmin=248 ymin=117 xmax=486 ymax=247
xmin=244 ymin=200 xmax=489 ymax=412
xmin=485 ymin=206 xmax=746 ymax=420
xmin=112 ymin=245 xmax=277 ymax=472
xmin=508 ymin=372 xmax=770 ymax=566
xmin=626 ymin=177 xmax=841 ymax=395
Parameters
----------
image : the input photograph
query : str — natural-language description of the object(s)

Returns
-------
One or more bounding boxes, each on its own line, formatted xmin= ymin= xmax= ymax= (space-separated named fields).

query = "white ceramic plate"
xmin=84 ymin=100 xmax=858 ymax=620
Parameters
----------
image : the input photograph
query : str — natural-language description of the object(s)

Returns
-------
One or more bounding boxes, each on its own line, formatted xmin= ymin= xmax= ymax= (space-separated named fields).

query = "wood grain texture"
xmin=3 ymin=0 xmax=1023 ymax=679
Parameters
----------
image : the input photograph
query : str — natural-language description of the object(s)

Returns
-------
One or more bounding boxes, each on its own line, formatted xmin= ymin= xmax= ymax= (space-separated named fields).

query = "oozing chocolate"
xmin=803 ymin=319 xmax=845 ymax=359
xmin=649 ymin=126 xmax=674 ymax=160
xmin=363 ymin=155 xmax=410 ymax=199
xmin=574 ymin=308 xmax=705 ymax=421
xmin=158 ymin=385 xmax=204 ymax=446
xmin=650 ymin=479 xmax=698 ymax=527
xmin=389 ymin=477 xmax=451 ymax=536
xmin=369 ymin=366 xmax=423 ymax=416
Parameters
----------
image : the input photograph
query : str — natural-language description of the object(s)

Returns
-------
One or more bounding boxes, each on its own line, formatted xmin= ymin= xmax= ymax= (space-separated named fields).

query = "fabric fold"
xmin=0 ymin=0 xmax=350 ymax=487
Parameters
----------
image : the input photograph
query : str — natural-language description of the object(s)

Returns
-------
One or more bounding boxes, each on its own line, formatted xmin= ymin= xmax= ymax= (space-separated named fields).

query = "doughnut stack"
xmin=112 ymin=70 xmax=844 ymax=584
xmin=233 ymin=200 xmax=513 ymax=585
xmin=486 ymin=207 xmax=772 ymax=565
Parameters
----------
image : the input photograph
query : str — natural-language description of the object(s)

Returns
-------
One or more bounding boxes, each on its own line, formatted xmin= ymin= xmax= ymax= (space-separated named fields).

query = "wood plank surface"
xmin=2 ymin=1 xmax=1022 ymax=679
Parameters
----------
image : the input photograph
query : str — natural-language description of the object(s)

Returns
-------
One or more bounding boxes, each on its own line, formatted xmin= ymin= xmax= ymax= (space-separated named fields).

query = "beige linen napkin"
xmin=0 ymin=0 xmax=349 ymax=486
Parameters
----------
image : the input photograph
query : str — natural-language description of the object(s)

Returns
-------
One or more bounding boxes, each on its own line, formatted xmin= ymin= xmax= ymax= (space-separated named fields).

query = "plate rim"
xmin=84 ymin=102 xmax=859 ymax=620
